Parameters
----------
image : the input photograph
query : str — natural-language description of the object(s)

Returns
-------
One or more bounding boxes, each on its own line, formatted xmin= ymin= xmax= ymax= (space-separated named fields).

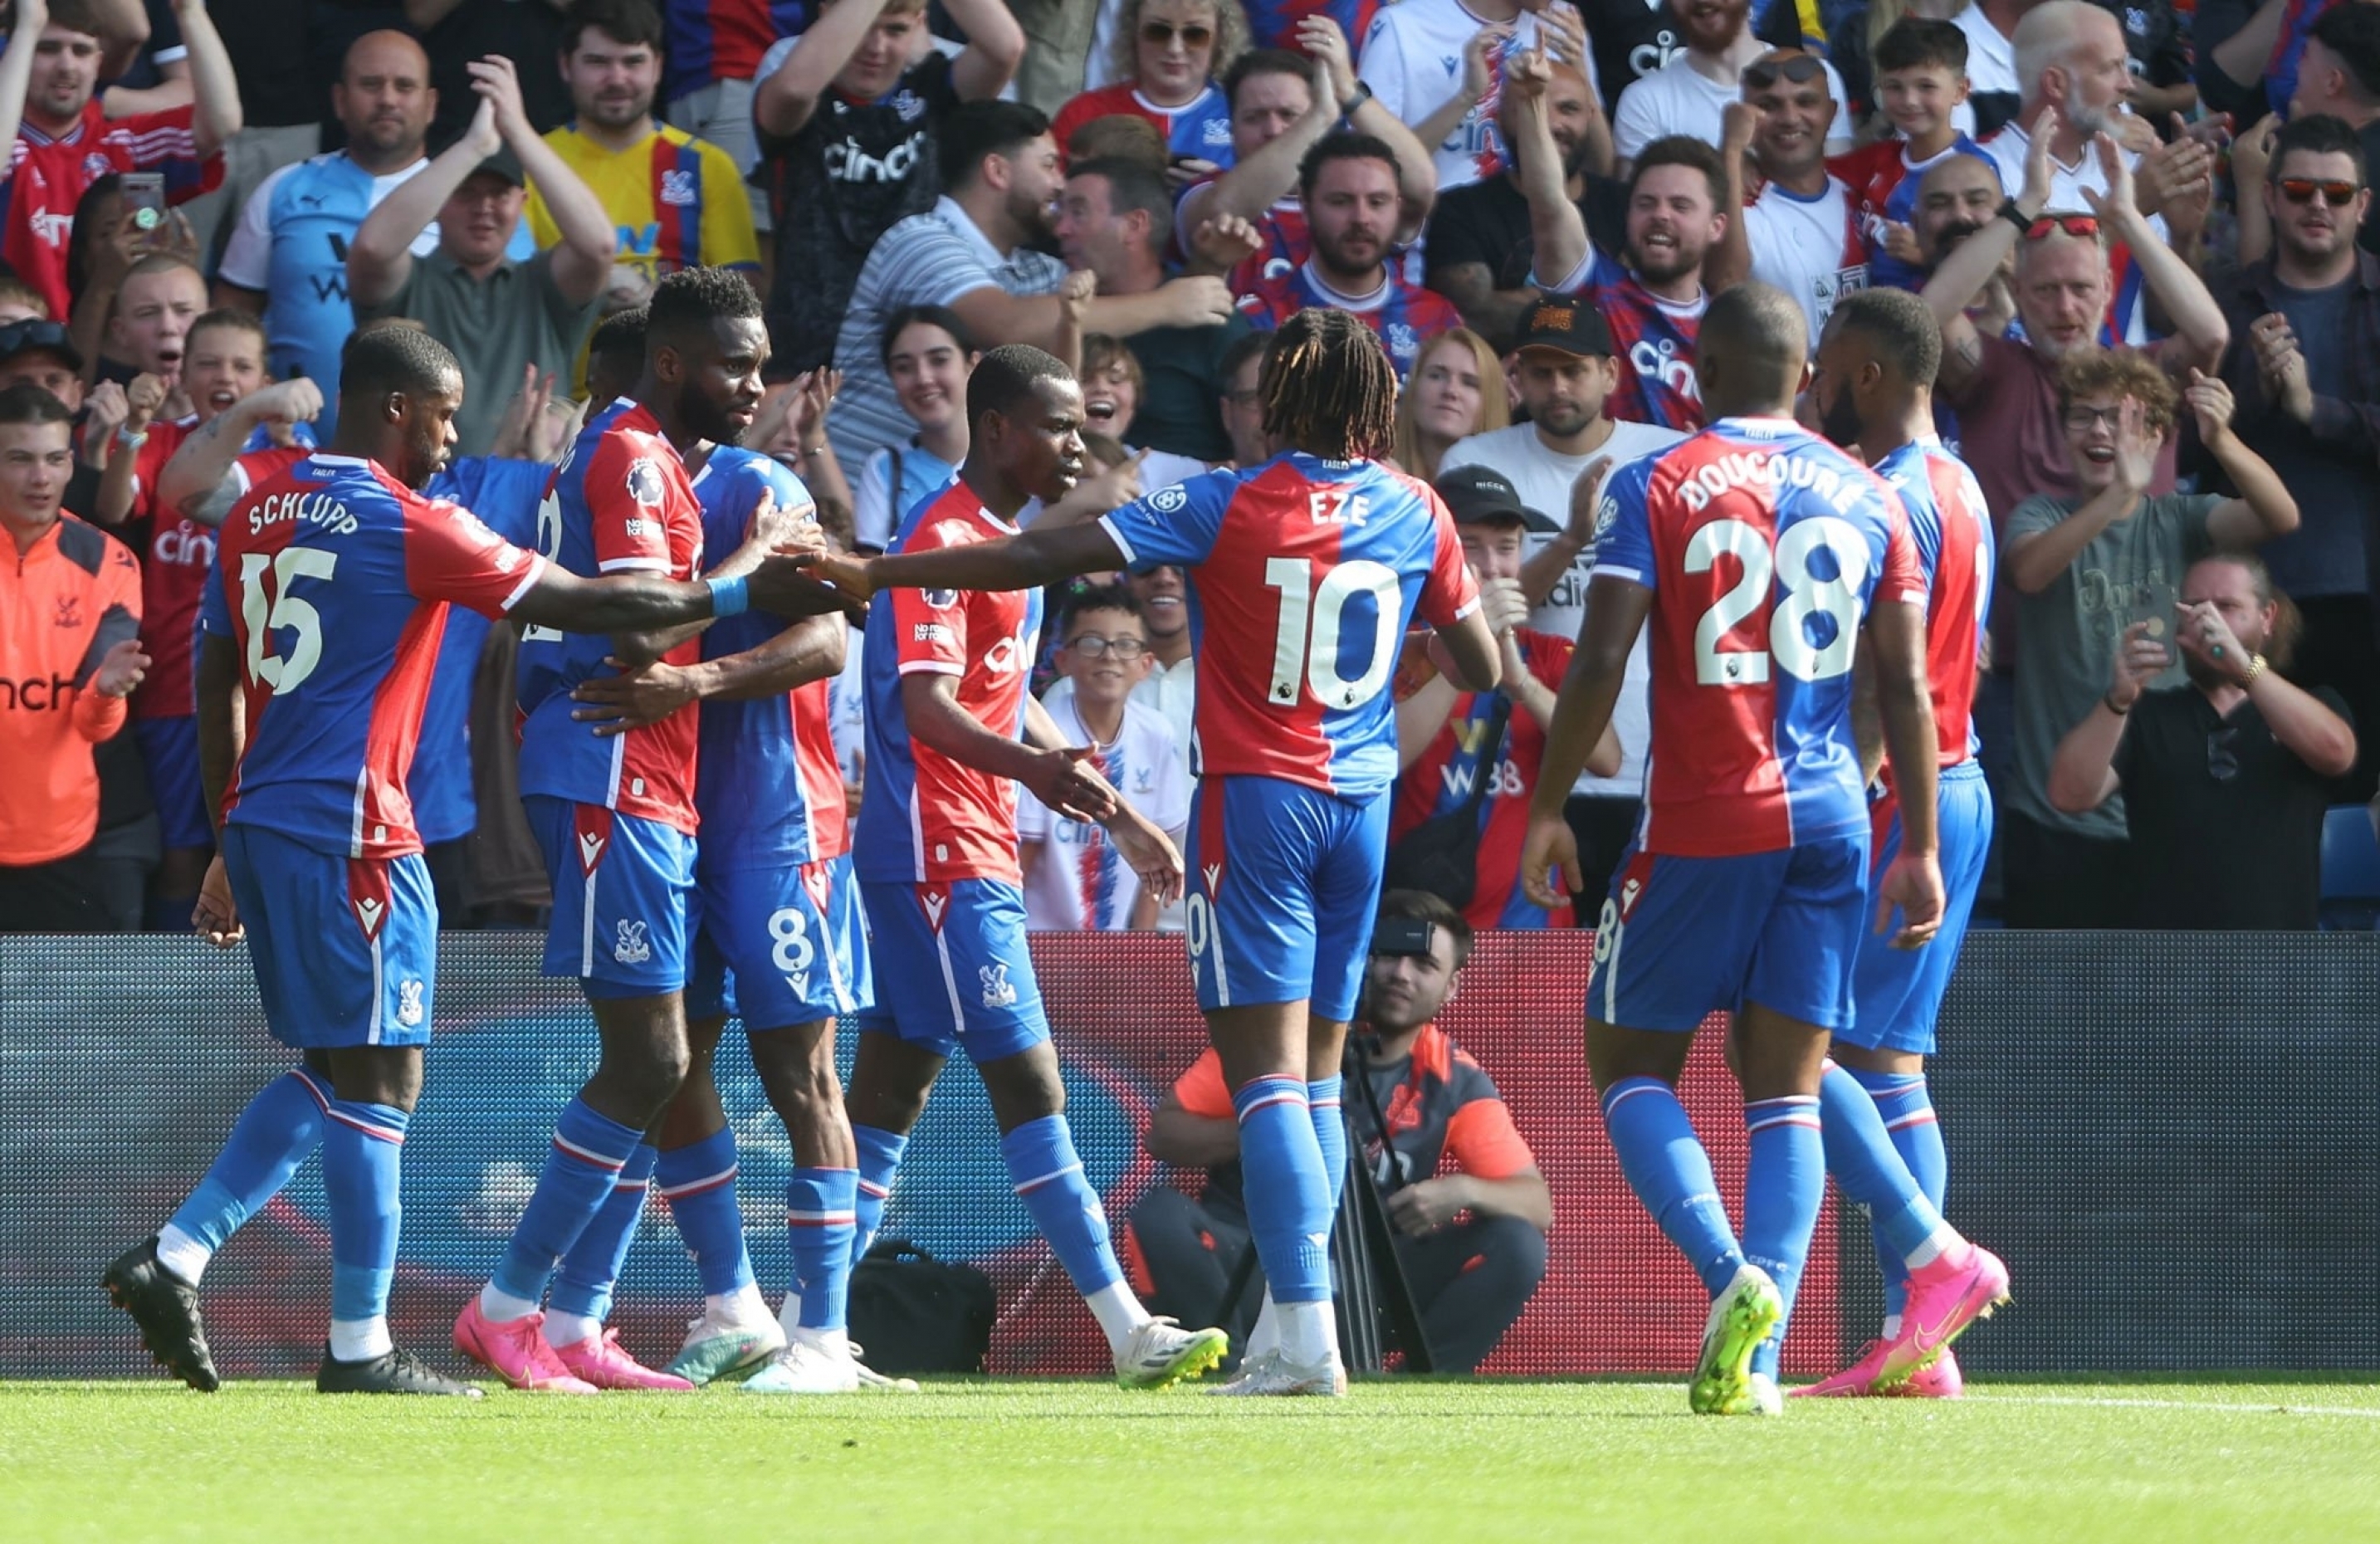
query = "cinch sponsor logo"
xmin=826 ymin=129 xmax=926 ymax=184
xmin=0 ymin=674 xmax=79 ymax=711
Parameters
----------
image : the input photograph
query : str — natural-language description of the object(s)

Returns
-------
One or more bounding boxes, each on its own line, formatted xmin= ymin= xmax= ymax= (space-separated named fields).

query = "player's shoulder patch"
xmin=1147 ymin=483 xmax=1188 ymax=514
xmin=623 ymin=455 xmax=670 ymax=508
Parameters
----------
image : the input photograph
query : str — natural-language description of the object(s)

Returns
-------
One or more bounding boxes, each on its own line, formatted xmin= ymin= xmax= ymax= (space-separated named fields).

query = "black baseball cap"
xmin=466 ymin=146 xmax=526 ymax=188
xmin=0 ymin=318 xmax=84 ymax=372
xmin=1436 ymin=464 xmax=1558 ymax=534
xmin=1512 ymin=293 xmax=1615 ymax=359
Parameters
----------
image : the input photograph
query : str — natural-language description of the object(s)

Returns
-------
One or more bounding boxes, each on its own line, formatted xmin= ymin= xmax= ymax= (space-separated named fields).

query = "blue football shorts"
xmin=854 ymin=876 xmax=1045 ymax=1064
xmin=221 ymin=823 xmax=437 ymax=1048
xmin=525 ymin=796 xmax=696 ymax=999
xmin=1183 ymin=774 xmax=1388 ymax=1024
xmin=1837 ymin=760 xmax=1994 ymax=1055
xmin=687 ymin=853 xmax=872 ymax=1028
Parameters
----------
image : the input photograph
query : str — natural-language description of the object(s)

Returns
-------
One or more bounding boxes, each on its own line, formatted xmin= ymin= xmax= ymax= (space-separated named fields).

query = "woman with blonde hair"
xmin=1055 ymin=0 xmax=1252 ymax=181
xmin=1391 ymin=328 xmax=1511 ymax=481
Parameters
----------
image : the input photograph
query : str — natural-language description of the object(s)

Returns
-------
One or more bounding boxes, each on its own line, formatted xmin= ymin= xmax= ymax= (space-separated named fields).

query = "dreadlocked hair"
xmin=1259 ymin=308 xmax=1399 ymax=462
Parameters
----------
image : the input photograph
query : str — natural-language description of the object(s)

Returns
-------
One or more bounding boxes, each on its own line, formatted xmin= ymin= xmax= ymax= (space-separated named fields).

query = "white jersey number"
xmin=520 ymin=449 xmax=572 ymax=643
xmin=237 ymin=548 xmax=337 ymax=696
xmin=1683 ymin=516 xmax=1869 ymax=686
xmin=1263 ymin=557 xmax=1400 ymax=711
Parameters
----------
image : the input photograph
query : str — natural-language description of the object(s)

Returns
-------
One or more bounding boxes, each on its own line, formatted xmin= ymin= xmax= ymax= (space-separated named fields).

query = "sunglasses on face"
xmin=1742 ymin=55 xmax=1828 ymax=91
xmin=1141 ymin=21 xmax=1214 ymax=48
xmin=2276 ymin=178 xmax=2362 ymax=208
xmin=0 ymin=320 xmax=71 ymax=356
xmin=2025 ymin=213 xmax=2099 ymax=242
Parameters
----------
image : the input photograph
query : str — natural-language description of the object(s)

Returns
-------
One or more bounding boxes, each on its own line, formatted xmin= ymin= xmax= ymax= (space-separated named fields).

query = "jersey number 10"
xmin=1685 ymin=516 xmax=1869 ymax=686
xmin=1263 ymin=556 xmax=1400 ymax=711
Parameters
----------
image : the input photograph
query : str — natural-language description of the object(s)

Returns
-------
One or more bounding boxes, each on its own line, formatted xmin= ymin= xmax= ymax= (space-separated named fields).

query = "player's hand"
xmin=125 ymin=372 xmax=169 ymax=432
xmin=248 ymin=376 xmax=325 ymax=433
xmin=746 ymin=551 xmax=869 ymax=622
xmin=1063 ymin=448 xmax=1146 ymax=521
xmin=1874 ymin=849 xmax=1945 ymax=950
xmin=193 ymin=853 xmax=243 ymax=949
xmin=1105 ymin=809 xmax=1185 ymax=908
xmin=2106 ymin=618 xmax=2168 ymax=710
xmin=1518 ymin=809 xmax=1582 ymax=911
xmin=1026 ymin=745 xmax=1118 ymax=826
xmin=1297 ymin=15 xmax=1356 ymax=103
xmin=1386 ymin=1176 xmax=1466 ymax=1237
xmin=570 ymin=658 xmax=699 ymax=734
xmin=1153 ymin=275 xmax=1236 ymax=328
xmin=467 ymin=55 xmax=531 ymax=144
xmin=779 ymin=544 xmax=877 ymax=601
xmin=1563 ymin=454 xmax=1615 ymax=549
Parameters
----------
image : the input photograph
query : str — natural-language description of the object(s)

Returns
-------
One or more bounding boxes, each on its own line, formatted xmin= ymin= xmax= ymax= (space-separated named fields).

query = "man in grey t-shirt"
xmin=2000 ymin=349 xmax=2300 ymax=926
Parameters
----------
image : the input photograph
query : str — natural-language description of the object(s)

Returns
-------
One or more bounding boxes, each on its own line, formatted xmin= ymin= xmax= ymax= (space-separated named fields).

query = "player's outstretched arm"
xmin=797 ymin=520 xmax=1128 ymax=602
xmin=1518 ymin=574 xmax=1650 ymax=910
xmin=513 ymin=556 xmax=859 ymax=655
xmin=1865 ymin=597 xmax=1946 ymax=949
xmin=904 ymin=673 xmax=1118 ymax=825
xmin=193 ymin=634 xmax=246 ymax=947
xmin=1429 ymin=605 xmax=1503 ymax=695
xmin=569 ymin=614 xmax=847 ymax=737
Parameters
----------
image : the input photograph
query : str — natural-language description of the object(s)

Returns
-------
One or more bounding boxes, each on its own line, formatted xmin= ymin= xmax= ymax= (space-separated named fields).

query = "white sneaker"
xmin=1207 ymin=1348 xmax=1345 ymax=1397
xmin=742 ymin=1336 xmax=861 ymax=1395
xmin=1115 ymin=1317 xmax=1230 ymax=1390
xmin=846 ymin=1341 xmax=920 ymax=1394
xmin=667 ymin=1301 xmax=787 ymax=1386
xmin=1689 ymin=1263 xmax=1783 ymax=1416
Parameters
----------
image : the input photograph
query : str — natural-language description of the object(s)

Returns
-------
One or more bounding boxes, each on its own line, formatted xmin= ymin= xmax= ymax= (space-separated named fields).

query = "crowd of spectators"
xmin=2 ymin=0 xmax=2378 ymax=951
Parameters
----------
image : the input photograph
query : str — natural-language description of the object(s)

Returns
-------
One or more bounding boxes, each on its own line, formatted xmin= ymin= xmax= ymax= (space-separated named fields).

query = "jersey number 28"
xmin=1684 ymin=517 xmax=1869 ymax=686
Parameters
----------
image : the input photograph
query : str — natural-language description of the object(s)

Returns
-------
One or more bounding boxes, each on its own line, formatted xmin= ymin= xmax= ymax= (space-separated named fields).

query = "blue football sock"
xmin=656 ymin=1128 xmax=753 ymax=1298
xmin=1599 ymin=1077 xmax=1744 ymax=1297
xmin=548 ymin=1143 xmax=657 ymax=1323
xmin=320 ymin=1099 xmax=408 ymax=1353
xmin=850 ymin=1124 xmax=907 ymax=1267
xmin=1850 ymin=1067 xmax=1947 ymax=1319
xmin=1000 ymin=1114 xmax=1123 ymax=1296
xmin=491 ymin=1097 xmax=648 ymax=1308
xmin=785 ymin=1167 xmax=858 ymax=1332
xmin=1307 ymin=1075 xmax=1347 ymax=1219
xmin=1820 ymin=1064 xmax=1948 ymax=1261
xmin=163 ymin=1068 xmax=331 ymax=1273
xmin=1232 ymin=1076 xmax=1332 ymax=1304
xmin=1742 ymin=1095 xmax=1825 ymax=1380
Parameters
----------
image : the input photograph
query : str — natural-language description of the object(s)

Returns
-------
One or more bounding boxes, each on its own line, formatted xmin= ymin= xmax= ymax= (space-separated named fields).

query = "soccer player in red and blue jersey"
xmin=1515 ymin=283 xmax=1967 ymax=1417
xmin=457 ymin=268 xmax=859 ymax=1395
xmin=800 ymin=312 xmax=1503 ymax=1395
xmin=101 ymin=324 xmax=833 ymax=1395
xmin=1508 ymin=52 xmax=1724 ymax=431
xmin=1796 ymin=287 xmax=2011 ymax=1399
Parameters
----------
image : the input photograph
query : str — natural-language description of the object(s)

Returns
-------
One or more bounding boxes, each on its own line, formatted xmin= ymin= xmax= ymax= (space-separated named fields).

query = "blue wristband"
xmin=706 ymin=574 xmax=749 ymax=618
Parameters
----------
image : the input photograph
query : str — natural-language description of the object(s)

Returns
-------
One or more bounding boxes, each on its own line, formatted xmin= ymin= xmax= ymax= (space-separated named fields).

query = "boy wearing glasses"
xmin=1019 ymin=584 xmax=1188 ymax=931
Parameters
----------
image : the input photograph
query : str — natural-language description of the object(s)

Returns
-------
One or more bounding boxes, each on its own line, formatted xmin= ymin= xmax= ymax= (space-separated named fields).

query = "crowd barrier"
xmin=3 ymin=930 xmax=2373 ymax=1380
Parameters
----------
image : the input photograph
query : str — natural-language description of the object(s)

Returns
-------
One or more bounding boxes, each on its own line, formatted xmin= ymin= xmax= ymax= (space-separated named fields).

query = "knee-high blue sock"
xmin=1308 ymin=1075 xmax=1347 ymax=1219
xmin=548 ymin=1142 xmax=658 ymax=1331
xmin=1820 ymin=1063 xmax=1952 ymax=1263
xmin=785 ymin=1167 xmax=858 ymax=1332
xmin=1851 ymin=1067 xmax=1948 ymax=1322
xmin=1742 ymin=1095 xmax=1825 ymax=1379
xmin=1599 ymin=1077 xmax=1744 ymax=1297
xmin=158 ymin=1068 xmax=332 ymax=1283
xmin=1232 ymin=1077 xmax=1331 ymax=1304
xmin=656 ymin=1128 xmax=754 ymax=1299
xmin=1000 ymin=1114 xmax=1123 ymax=1295
xmin=320 ymin=1099 xmax=408 ymax=1362
xmin=487 ymin=1097 xmax=647 ymax=1313
xmin=850 ymin=1124 xmax=907 ymax=1268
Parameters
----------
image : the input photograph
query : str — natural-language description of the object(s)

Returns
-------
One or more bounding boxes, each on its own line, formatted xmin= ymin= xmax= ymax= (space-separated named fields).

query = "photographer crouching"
xmin=1130 ymin=892 xmax=1552 ymax=1372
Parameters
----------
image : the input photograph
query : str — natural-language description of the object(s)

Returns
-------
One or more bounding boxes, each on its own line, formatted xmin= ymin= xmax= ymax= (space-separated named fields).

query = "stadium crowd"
xmin=0 ymin=0 xmax=2371 ymax=1397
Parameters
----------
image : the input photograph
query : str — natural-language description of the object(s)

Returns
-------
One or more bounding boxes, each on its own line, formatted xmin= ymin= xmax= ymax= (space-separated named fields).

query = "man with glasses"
xmin=1018 ymin=585 xmax=1188 ymax=931
xmin=1997 ymin=349 xmax=2299 ymax=926
xmin=2045 ymin=551 xmax=2354 ymax=927
xmin=2207 ymin=113 xmax=2380 ymax=809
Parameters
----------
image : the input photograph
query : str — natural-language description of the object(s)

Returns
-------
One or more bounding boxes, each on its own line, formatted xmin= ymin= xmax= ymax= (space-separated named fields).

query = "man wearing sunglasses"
xmin=2206 ymin=111 xmax=2380 ymax=810
xmin=1714 ymin=50 xmax=1869 ymax=354
xmin=1610 ymin=0 xmax=1853 ymax=180
xmin=2045 ymin=551 xmax=2354 ymax=928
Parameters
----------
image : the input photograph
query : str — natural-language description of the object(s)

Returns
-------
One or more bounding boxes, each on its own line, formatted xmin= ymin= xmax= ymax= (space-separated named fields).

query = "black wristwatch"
xmin=1996 ymin=198 xmax=2038 ymax=237
xmin=1339 ymin=80 xmax=1372 ymax=120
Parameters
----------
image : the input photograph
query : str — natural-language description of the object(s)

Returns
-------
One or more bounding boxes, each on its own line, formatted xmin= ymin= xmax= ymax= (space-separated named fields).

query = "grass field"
xmin=5 ymin=1377 xmax=2378 ymax=1542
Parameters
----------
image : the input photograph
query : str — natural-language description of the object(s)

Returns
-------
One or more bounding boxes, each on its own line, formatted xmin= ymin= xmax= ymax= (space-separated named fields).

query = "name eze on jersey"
xmin=1677 ymin=449 xmax=1872 ymax=517
xmin=245 ymin=489 xmax=361 ymax=538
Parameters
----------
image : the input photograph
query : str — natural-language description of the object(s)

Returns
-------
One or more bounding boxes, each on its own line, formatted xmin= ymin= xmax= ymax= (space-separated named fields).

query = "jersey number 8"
xmin=1684 ymin=516 xmax=1870 ymax=686
xmin=237 ymin=548 xmax=337 ymax=695
xmin=1263 ymin=556 xmax=1400 ymax=711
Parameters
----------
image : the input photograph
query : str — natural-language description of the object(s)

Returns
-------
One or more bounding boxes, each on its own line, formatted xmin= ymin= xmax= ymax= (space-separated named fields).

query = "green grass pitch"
xmin=4 ymin=1378 xmax=2376 ymax=1541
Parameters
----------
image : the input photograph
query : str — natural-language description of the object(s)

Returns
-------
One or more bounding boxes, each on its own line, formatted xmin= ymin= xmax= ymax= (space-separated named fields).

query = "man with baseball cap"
xmin=1388 ymin=463 xmax=1620 ymax=931
xmin=1439 ymin=294 xmax=1684 ymax=918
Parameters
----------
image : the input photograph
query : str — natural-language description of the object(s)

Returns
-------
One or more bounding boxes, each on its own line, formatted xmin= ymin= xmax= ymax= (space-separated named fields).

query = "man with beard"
xmin=1512 ymin=52 xmax=1726 ymax=430
xmin=1235 ymin=134 xmax=1463 ymax=379
xmin=2207 ymin=113 xmax=2380 ymax=806
xmin=823 ymin=101 xmax=1234 ymax=467
xmin=214 ymin=30 xmax=440 ymax=432
xmin=1611 ymin=0 xmax=1853 ymax=178
xmin=349 ymin=57 xmax=616 ymax=458
xmin=1424 ymin=56 xmax=1625 ymax=349
xmin=1718 ymin=50 xmax=1869 ymax=354
xmin=525 ymin=0 xmax=759 ymax=320
xmin=2047 ymin=550 xmax=2355 ymax=928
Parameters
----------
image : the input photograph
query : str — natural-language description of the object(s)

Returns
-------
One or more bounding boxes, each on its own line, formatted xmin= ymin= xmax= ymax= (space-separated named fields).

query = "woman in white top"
xmin=851 ymin=303 xmax=975 ymax=552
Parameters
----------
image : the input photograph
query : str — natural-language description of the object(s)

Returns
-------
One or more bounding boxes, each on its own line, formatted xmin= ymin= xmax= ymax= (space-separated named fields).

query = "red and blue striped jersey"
xmin=1592 ymin=418 xmax=1927 ymax=857
xmin=200 ymin=454 xmax=545 ymax=858
xmin=1097 ymin=454 xmax=1479 ymax=799
xmin=855 ymin=482 xmax=1044 ymax=885
xmin=2 ymin=101 xmax=222 ymax=319
xmin=663 ymin=0 xmax=814 ymax=102
xmin=1542 ymin=247 xmax=1708 ymax=430
xmin=1235 ymin=261 xmax=1465 ymax=379
xmin=516 ymin=400 xmax=707 ymax=833
xmin=1053 ymin=82 xmax=1237 ymax=168
xmin=1244 ymin=0 xmax=1378 ymax=49
xmin=1828 ymin=136 xmax=1985 ymax=292
xmin=691 ymin=447 xmax=848 ymax=868
xmin=1874 ymin=437 xmax=1992 ymax=768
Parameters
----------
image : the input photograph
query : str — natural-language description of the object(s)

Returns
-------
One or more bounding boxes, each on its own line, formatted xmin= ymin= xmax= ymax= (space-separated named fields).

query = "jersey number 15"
xmin=238 ymin=549 xmax=337 ymax=696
